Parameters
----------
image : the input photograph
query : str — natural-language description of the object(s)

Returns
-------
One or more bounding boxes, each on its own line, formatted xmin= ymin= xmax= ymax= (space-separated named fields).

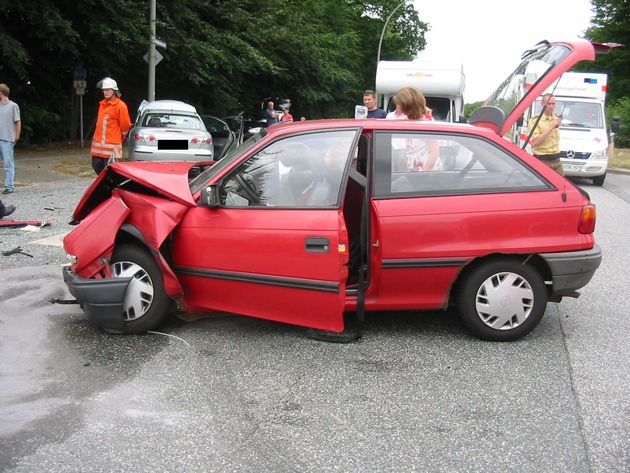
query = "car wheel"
xmin=592 ymin=173 xmax=606 ymax=186
xmin=457 ymin=259 xmax=547 ymax=341
xmin=111 ymin=244 xmax=171 ymax=334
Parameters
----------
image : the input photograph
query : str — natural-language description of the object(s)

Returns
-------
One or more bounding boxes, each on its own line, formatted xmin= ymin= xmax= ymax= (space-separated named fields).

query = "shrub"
xmin=607 ymin=98 xmax=630 ymax=148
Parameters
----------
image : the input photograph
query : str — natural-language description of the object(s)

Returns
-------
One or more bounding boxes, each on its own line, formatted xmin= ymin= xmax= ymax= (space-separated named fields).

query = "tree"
xmin=577 ymin=0 xmax=630 ymax=146
xmin=464 ymin=101 xmax=484 ymax=120
xmin=0 ymin=0 xmax=429 ymax=145
xmin=580 ymin=0 xmax=630 ymax=102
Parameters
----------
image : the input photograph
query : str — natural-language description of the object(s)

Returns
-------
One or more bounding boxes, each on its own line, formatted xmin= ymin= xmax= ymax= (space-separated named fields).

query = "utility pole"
xmin=148 ymin=0 xmax=156 ymax=101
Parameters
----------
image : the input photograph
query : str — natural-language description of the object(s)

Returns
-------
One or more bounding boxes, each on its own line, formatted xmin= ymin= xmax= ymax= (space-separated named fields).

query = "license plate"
xmin=158 ymin=140 xmax=188 ymax=150
xmin=563 ymin=164 xmax=582 ymax=172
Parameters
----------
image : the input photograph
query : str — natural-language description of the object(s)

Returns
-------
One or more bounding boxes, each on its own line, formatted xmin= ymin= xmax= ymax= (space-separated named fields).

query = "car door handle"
xmin=305 ymin=237 xmax=330 ymax=253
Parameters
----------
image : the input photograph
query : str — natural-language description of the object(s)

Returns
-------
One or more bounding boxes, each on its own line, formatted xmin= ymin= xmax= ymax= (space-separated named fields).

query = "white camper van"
xmin=523 ymin=72 xmax=611 ymax=185
xmin=375 ymin=60 xmax=465 ymax=123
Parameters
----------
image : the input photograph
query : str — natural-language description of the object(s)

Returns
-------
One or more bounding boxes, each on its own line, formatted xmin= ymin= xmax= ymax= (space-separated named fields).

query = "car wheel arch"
xmin=110 ymin=243 xmax=173 ymax=333
xmin=118 ymin=222 xmax=151 ymax=248
xmin=448 ymin=252 xmax=553 ymax=309
xmin=454 ymin=254 xmax=549 ymax=341
xmin=116 ymin=223 xmax=184 ymax=299
xmin=453 ymin=252 xmax=552 ymax=288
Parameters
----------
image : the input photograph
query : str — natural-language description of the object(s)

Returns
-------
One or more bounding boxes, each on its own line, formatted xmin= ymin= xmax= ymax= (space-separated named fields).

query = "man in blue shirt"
xmin=0 ymin=83 xmax=21 ymax=194
xmin=363 ymin=90 xmax=387 ymax=118
xmin=265 ymin=101 xmax=279 ymax=126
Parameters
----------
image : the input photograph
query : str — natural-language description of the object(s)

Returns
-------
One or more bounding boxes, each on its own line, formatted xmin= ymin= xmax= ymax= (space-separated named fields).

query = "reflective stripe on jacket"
xmin=91 ymin=97 xmax=131 ymax=159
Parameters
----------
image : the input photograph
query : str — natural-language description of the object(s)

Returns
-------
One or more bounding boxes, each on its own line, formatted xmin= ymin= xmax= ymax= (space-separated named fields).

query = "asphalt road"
xmin=0 ymin=160 xmax=629 ymax=472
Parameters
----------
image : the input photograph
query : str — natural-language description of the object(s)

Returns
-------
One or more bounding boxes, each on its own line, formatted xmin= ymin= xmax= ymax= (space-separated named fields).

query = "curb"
xmin=608 ymin=168 xmax=630 ymax=175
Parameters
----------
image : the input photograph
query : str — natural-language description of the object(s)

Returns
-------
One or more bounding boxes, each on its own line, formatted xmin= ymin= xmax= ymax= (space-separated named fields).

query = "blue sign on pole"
xmin=74 ymin=68 xmax=87 ymax=81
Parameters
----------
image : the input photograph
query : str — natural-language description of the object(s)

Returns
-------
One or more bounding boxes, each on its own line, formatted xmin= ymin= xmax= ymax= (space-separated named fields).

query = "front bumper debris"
xmin=62 ymin=266 xmax=131 ymax=333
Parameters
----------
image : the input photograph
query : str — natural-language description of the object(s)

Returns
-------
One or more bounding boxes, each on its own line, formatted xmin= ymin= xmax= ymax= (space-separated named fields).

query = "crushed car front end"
xmin=62 ymin=161 xmax=197 ymax=332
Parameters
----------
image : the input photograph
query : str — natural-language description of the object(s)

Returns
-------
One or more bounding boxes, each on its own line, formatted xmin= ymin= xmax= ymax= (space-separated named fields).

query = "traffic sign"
xmin=73 ymin=68 xmax=87 ymax=81
xmin=143 ymin=50 xmax=163 ymax=65
xmin=74 ymin=80 xmax=86 ymax=95
xmin=153 ymin=37 xmax=167 ymax=49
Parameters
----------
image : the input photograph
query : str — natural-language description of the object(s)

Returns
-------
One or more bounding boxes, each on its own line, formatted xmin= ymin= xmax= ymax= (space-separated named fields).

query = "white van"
xmin=375 ymin=60 xmax=465 ymax=123
xmin=521 ymin=72 xmax=613 ymax=185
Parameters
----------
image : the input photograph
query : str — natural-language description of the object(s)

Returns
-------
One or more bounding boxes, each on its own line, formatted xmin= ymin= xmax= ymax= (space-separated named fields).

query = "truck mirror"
xmin=611 ymin=116 xmax=621 ymax=134
xmin=200 ymin=184 xmax=221 ymax=207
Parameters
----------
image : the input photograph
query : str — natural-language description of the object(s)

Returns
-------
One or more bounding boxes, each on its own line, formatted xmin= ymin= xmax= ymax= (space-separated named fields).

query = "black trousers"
xmin=91 ymin=156 xmax=108 ymax=175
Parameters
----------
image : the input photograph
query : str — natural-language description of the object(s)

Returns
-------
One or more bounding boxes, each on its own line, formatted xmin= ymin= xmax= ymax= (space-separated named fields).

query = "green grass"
xmin=610 ymin=147 xmax=630 ymax=170
xmin=51 ymin=158 xmax=94 ymax=178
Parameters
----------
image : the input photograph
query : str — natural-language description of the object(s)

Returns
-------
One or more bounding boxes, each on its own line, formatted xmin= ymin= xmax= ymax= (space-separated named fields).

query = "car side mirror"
xmin=200 ymin=184 xmax=221 ymax=207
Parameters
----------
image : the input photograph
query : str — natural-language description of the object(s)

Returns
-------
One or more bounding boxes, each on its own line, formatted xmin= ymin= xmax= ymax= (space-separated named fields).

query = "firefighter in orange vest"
xmin=91 ymin=77 xmax=131 ymax=175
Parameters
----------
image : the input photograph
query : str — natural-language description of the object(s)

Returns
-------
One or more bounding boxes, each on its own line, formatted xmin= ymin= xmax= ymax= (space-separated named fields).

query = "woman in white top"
xmin=386 ymin=86 xmax=441 ymax=172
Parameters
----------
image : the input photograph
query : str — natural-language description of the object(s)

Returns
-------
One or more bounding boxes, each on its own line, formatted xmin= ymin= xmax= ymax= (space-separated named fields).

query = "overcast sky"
xmin=412 ymin=0 xmax=595 ymax=102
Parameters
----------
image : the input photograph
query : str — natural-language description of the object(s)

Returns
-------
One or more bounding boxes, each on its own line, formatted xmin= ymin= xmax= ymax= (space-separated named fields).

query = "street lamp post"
xmin=376 ymin=1 xmax=407 ymax=66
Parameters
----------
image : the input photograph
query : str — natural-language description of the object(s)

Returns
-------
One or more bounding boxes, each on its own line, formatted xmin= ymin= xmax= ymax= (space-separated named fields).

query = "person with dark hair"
xmin=0 ymin=83 xmax=21 ymax=194
xmin=363 ymin=90 xmax=387 ymax=118
xmin=280 ymin=105 xmax=293 ymax=122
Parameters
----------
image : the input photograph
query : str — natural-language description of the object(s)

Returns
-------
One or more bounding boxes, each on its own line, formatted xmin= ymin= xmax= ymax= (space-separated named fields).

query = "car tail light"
xmin=578 ymin=204 xmax=596 ymax=234
xmin=191 ymin=137 xmax=212 ymax=145
xmin=133 ymin=133 xmax=156 ymax=142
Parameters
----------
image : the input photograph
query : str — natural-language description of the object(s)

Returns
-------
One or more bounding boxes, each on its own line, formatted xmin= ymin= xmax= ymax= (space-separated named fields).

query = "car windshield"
xmin=143 ymin=113 xmax=204 ymax=130
xmin=189 ymin=129 xmax=268 ymax=193
xmin=533 ymin=99 xmax=604 ymax=128
xmin=485 ymin=42 xmax=573 ymax=118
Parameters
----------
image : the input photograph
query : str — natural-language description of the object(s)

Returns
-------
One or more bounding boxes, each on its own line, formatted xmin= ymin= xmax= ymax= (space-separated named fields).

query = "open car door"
xmin=201 ymin=115 xmax=239 ymax=161
xmin=172 ymin=129 xmax=360 ymax=332
xmin=471 ymin=39 xmax=619 ymax=137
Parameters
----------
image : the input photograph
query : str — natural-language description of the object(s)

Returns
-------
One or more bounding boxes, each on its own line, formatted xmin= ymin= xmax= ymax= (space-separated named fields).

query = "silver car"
xmin=128 ymin=100 xmax=214 ymax=162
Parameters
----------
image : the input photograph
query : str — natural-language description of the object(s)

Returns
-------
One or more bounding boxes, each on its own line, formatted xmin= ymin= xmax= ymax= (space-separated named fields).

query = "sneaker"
xmin=3 ymin=188 xmax=14 ymax=194
xmin=1 ymin=204 xmax=15 ymax=218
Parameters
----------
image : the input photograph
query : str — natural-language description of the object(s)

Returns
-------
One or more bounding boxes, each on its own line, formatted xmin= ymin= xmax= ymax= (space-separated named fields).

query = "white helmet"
xmin=97 ymin=77 xmax=121 ymax=97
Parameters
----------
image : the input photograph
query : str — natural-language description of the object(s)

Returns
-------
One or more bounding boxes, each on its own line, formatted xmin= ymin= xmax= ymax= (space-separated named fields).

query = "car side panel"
xmin=369 ymin=189 xmax=593 ymax=310
xmin=171 ymin=207 xmax=349 ymax=332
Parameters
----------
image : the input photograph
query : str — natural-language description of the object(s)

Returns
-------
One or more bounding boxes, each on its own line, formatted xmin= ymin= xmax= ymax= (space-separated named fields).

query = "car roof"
xmin=138 ymin=100 xmax=198 ymax=114
xmin=263 ymin=117 xmax=490 ymax=138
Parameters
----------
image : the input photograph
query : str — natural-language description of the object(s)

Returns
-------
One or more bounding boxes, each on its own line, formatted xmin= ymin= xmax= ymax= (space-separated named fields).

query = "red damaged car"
xmin=63 ymin=39 xmax=607 ymax=341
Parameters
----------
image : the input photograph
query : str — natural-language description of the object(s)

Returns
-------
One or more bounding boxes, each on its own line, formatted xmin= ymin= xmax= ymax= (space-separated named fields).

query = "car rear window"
xmin=143 ymin=113 xmax=203 ymax=130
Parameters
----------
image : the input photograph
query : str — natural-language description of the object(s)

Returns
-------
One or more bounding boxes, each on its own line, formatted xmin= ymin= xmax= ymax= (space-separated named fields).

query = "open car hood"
xmin=71 ymin=161 xmax=198 ymax=223
xmin=471 ymin=39 xmax=618 ymax=135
